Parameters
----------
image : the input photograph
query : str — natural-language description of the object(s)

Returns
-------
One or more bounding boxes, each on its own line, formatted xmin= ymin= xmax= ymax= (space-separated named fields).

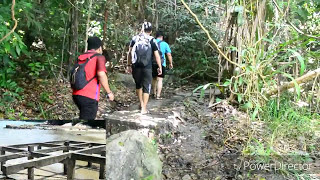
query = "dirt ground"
xmin=108 ymin=73 xmax=320 ymax=180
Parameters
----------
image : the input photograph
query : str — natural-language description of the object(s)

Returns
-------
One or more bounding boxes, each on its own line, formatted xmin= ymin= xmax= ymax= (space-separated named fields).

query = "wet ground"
xmin=104 ymin=73 xmax=320 ymax=180
xmin=102 ymin=74 xmax=237 ymax=179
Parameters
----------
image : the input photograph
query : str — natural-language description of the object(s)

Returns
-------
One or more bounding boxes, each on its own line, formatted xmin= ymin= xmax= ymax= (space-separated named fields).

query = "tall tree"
xmin=68 ymin=0 xmax=79 ymax=75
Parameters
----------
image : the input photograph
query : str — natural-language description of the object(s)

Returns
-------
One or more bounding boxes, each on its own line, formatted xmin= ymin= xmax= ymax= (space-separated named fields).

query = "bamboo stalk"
xmin=267 ymin=68 xmax=320 ymax=97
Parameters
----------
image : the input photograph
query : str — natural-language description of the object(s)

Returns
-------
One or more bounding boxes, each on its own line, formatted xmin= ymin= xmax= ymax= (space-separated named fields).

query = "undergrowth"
xmin=260 ymin=94 xmax=318 ymax=139
xmin=242 ymin=94 xmax=319 ymax=177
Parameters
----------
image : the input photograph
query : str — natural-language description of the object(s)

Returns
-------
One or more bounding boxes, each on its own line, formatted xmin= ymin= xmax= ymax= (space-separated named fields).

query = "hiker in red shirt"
xmin=71 ymin=37 xmax=114 ymax=120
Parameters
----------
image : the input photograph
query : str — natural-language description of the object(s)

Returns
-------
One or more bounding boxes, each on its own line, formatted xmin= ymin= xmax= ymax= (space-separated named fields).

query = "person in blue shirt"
xmin=152 ymin=31 xmax=173 ymax=99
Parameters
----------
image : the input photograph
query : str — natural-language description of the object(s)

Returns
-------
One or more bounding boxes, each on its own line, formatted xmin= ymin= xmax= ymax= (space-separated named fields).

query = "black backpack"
xmin=70 ymin=53 xmax=101 ymax=90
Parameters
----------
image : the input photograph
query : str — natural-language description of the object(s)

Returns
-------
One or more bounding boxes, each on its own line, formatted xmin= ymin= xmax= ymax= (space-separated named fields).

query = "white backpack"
xmin=131 ymin=34 xmax=153 ymax=67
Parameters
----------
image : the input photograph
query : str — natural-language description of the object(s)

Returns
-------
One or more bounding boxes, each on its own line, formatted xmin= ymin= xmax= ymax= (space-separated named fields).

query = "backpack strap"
xmin=86 ymin=53 xmax=103 ymax=83
xmin=157 ymin=40 xmax=163 ymax=50
xmin=157 ymin=40 xmax=164 ymax=59
xmin=90 ymin=53 xmax=102 ymax=59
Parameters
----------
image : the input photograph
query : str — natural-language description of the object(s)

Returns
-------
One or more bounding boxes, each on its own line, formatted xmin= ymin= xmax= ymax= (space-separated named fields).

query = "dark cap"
xmin=87 ymin=36 xmax=102 ymax=50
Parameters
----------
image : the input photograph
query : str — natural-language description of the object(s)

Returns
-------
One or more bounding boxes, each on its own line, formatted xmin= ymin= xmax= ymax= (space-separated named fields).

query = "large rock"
xmin=105 ymin=130 xmax=162 ymax=180
xmin=115 ymin=73 xmax=135 ymax=88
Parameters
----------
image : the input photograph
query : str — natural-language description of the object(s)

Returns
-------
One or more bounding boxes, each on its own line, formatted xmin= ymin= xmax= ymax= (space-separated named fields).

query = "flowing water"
xmin=0 ymin=120 xmax=106 ymax=179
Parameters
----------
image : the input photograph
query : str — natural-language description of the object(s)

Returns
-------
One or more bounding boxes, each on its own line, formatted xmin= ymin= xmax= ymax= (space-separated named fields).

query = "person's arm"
xmin=127 ymin=47 xmax=132 ymax=66
xmin=98 ymin=72 xmax=114 ymax=101
xmin=154 ymin=51 xmax=162 ymax=75
xmin=126 ymin=39 xmax=135 ymax=73
xmin=151 ymin=39 xmax=162 ymax=75
xmin=96 ymin=56 xmax=114 ymax=101
xmin=165 ymin=43 xmax=173 ymax=69
xmin=98 ymin=72 xmax=112 ymax=94
xmin=166 ymin=53 xmax=173 ymax=69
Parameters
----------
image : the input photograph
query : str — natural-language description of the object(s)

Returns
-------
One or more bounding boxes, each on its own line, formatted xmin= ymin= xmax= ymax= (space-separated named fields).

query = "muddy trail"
xmin=103 ymin=73 xmax=320 ymax=180
xmin=103 ymin=73 xmax=248 ymax=179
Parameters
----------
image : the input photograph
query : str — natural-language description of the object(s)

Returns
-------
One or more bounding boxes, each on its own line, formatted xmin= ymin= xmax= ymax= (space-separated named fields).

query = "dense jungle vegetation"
xmin=0 ymin=0 xmax=319 ymax=178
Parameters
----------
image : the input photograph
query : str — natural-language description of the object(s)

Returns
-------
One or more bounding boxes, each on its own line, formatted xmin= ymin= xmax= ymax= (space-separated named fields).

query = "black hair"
xmin=144 ymin=28 xmax=152 ymax=33
xmin=143 ymin=22 xmax=152 ymax=33
xmin=156 ymin=31 xmax=163 ymax=38
xmin=87 ymin=36 xmax=102 ymax=50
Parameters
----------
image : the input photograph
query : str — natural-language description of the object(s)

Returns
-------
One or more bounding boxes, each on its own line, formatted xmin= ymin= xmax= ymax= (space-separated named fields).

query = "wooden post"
xmin=1 ymin=147 xmax=5 ymax=170
xmin=63 ymin=141 xmax=70 ymax=175
xmin=99 ymin=151 xmax=106 ymax=179
xmin=87 ymin=144 xmax=92 ymax=167
xmin=66 ymin=158 xmax=76 ymax=180
xmin=28 ymin=145 xmax=34 ymax=180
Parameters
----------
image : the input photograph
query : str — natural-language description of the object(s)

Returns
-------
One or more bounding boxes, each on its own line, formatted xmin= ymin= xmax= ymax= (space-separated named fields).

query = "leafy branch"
xmin=272 ymin=0 xmax=320 ymax=39
xmin=0 ymin=0 xmax=18 ymax=43
xmin=180 ymin=0 xmax=242 ymax=68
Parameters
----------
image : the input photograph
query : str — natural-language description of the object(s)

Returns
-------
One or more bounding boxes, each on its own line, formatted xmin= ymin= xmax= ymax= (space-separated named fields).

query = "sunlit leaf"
xmin=193 ymin=85 xmax=204 ymax=93
xmin=251 ymin=105 xmax=261 ymax=120
xmin=237 ymin=94 xmax=242 ymax=103
xmin=243 ymin=101 xmax=253 ymax=110
xmin=4 ymin=42 xmax=10 ymax=52
xmin=282 ymin=73 xmax=301 ymax=99
xmin=288 ymin=49 xmax=305 ymax=76
xmin=223 ymin=80 xmax=231 ymax=86
xmin=16 ymin=45 xmax=21 ymax=56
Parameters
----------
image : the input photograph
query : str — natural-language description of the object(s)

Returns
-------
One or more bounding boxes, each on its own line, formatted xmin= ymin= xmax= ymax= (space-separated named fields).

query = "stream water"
xmin=0 ymin=120 xmax=105 ymax=145
xmin=0 ymin=120 xmax=105 ymax=179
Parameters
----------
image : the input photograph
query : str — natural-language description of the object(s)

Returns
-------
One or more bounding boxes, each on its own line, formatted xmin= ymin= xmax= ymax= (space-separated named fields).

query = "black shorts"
xmin=132 ymin=65 xmax=152 ymax=94
xmin=152 ymin=65 xmax=166 ymax=78
xmin=72 ymin=95 xmax=98 ymax=120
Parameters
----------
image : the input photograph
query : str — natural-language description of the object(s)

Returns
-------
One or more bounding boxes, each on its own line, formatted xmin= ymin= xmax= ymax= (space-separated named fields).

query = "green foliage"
xmin=214 ymin=0 xmax=320 ymax=114
xmin=242 ymin=138 xmax=275 ymax=163
xmin=141 ymin=175 xmax=154 ymax=180
xmin=193 ymin=83 xmax=214 ymax=100
xmin=157 ymin=1 xmax=221 ymax=80
xmin=28 ymin=62 xmax=45 ymax=77
xmin=40 ymin=92 xmax=53 ymax=104
xmin=242 ymin=94 xmax=319 ymax=176
xmin=261 ymin=95 xmax=317 ymax=137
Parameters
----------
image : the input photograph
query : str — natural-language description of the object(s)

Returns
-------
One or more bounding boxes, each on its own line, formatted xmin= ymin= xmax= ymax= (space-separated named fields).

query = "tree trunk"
xmin=68 ymin=0 xmax=79 ymax=78
xmin=84 ymin=0 xmax=93 ymax=52
xmin=102 ymin=5 xmax=109 ymax=48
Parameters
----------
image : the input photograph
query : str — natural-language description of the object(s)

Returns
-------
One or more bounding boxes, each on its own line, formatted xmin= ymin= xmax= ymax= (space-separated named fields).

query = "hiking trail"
xmin=102 ymin=73 xmax=188 ymax=137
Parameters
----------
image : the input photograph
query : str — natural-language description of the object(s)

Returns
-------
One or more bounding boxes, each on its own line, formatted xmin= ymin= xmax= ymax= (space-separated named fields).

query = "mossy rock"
xmin=105 ymin=130 xmax=162 ymax=180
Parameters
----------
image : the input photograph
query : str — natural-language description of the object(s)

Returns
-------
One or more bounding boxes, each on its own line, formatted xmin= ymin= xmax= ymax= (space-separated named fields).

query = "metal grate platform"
xmin=0 ymin=141 xmax=105 ymax=180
